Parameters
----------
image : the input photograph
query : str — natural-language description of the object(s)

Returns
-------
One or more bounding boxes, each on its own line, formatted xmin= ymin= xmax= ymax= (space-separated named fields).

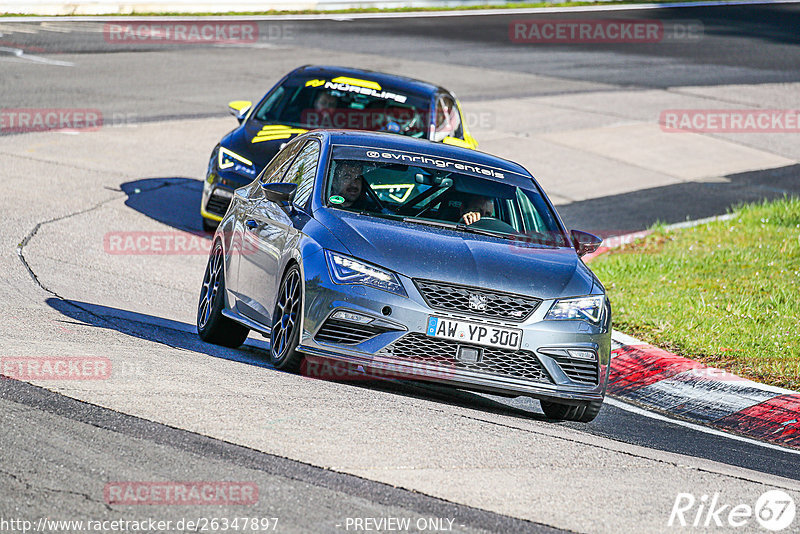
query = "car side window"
xmin=253 ymin=86 xmax=286 ymax=122
xmin=255 ymin=142 xmax=301 ymax=182
xmin=433 ymin=95 xmax=463 ymax=142
xmin=282 ymin=140 xmax=320 ymax=209
xmin=516 ymin=188 xmax=546 ymax=234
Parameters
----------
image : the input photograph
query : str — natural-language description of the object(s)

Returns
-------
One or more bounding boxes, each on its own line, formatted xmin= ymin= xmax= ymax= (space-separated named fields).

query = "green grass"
xmin=0 ymin=0 xmax=720 ymax=17
xmin=591 ymin=197 xmax=800 ymax=390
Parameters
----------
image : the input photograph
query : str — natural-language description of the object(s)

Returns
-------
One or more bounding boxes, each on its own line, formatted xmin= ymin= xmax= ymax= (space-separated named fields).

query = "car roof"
xmin=287 ymin=65 xmax=442 ymax=97
xmin=319 ymin=130 xmax=534 ymax=183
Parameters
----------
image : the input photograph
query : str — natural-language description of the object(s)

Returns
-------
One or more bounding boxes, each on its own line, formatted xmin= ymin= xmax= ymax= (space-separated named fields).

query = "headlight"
xmin=325 ymin=251 xmax=406 ymax=296
xmin=218 ymin=147 xmax=256 ymax=177
xmin=545 ymin=295 xmax=604 ymax=324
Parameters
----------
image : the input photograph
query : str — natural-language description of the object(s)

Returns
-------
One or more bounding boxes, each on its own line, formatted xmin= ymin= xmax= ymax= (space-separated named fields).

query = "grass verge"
xmin=1 ymin=0 xmax=726 ymax=17
xmin=590 ymin=197 xmax=800 ymax=390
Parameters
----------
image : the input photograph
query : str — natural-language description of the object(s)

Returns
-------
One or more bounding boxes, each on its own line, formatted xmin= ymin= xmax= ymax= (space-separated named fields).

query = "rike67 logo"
xmin=669 ymin=490 xmax=796 ymax=531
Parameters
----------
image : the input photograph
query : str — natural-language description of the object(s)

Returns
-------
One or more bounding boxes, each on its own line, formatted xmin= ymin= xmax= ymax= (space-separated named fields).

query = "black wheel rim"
xmin=198 ymin=245 xmax=223 ymax=330
xmin=271 ymin=269 xmax=301 ymax=362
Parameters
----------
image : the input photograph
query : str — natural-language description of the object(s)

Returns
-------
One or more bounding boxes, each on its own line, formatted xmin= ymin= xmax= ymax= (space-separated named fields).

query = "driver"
xmin=314 ymin=91 xmax=339 ymax=112
xmin=330 ymin=161 xmax=373 ymax=210
xmin=460 ymin=195 xmax=494 ymax=225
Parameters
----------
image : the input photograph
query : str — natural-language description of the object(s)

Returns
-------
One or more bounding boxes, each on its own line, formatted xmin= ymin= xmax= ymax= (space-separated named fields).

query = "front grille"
xmin=206 ymin=193 xmax=232 ymax=216
xmin=315 ymin=319 xmax=389 ymax=345
xmin=550 ymin=355 xmax=599 ymax=385
xmin=414 ymin=279 xmax=540 ymax=322
xmin=378 ymin=333 xmax=551 ymax=383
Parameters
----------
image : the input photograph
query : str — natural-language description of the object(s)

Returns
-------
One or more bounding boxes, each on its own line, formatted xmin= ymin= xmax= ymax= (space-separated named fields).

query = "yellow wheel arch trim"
xmin=201 ymin=207 xmax=223 ymax=222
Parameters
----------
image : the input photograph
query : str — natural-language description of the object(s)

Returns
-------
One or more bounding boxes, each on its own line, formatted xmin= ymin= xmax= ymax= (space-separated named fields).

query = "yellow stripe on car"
xmin=252 ymin=125 xmax=308 ymax=143
xmin=259 ymin=124 xmax=295 ymax=130
xmin=330 ymin=76 xmax=382 ymax=91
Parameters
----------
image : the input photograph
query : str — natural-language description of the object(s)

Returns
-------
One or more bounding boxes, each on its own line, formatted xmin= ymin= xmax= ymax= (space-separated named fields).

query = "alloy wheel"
xmin=271 ymin=269 xmax=301 ymax=362
xmin=198 ymin=245 xmax=223 ymax=330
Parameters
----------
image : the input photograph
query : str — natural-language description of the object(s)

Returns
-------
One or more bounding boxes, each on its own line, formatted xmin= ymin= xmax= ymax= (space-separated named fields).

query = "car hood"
xmin=317 ymin=210 xmax=597 ymax=300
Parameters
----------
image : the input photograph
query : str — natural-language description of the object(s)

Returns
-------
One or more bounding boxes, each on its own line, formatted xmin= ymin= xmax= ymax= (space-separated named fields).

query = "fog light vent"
xmin=331 ymin=310 xmax=373 ymax=324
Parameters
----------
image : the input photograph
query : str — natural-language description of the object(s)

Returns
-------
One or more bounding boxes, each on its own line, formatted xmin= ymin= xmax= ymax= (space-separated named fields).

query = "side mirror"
xmin=261 ymin=182 xmax=297 ymax=204
xmin=227 ymin=100 xmax=252 ymax=123
xmin=571 ymin=229 xmax=602 ymax=257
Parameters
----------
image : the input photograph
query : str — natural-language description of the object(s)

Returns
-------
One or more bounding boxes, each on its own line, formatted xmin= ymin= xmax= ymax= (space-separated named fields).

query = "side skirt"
xmin=222 ymin=308 xmax=271 ymax=338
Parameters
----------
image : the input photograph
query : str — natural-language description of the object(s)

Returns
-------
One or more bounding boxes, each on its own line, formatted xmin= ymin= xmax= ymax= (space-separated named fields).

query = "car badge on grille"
xmin=468 ymin=293 xmax=488 ymax=311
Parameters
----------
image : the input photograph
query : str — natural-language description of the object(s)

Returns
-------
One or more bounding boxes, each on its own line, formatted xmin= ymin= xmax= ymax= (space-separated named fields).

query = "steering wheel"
xmin=467 ymin=216 xmax=519 ymax=234
xmin=466 ymin=216 xmax=498 ymax=225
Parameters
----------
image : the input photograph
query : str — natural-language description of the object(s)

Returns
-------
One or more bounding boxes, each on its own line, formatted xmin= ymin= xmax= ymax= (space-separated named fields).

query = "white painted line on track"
xmin=2 ymin=0 xmax=798 ymax=22
xmin=605 ymin=397 xmax=800 ymax=456
xmin=611 ymin=330 xmax=646 ymax=348
xmin=0 ymin=46 xmax=73 ymax=66
xmin=665 ymin=212 xmax=737 ymax=231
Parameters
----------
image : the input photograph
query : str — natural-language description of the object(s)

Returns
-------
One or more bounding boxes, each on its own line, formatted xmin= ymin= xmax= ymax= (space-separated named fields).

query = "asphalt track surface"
xmin=1 ymin=4 xmax=800 ymax=533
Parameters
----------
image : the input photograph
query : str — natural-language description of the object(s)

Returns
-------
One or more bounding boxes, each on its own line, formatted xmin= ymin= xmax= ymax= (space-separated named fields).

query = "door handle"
xmin=245 ymin=219 xmax=258 ymax=229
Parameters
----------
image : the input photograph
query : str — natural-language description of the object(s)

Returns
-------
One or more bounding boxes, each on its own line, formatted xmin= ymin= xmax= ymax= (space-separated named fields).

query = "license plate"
xmin=426 ymin=317 xmax=522 ymax=350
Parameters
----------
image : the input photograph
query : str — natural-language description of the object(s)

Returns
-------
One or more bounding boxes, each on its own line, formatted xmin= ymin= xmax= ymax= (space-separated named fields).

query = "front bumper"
xmin=201 ymin=183 xmax=233 ymax=222
xmin=298 ymin=260 xmax=611 ymax=404
xmin=202 ymin=169 xmax=252 ymax=222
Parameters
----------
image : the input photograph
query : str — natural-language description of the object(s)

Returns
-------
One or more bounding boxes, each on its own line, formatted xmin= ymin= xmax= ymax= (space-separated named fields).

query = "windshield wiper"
xmin=402 ymin=217 xmax=514 ymax=240
xmin=353 ymin=210 xmax=404 ymax=222
xmin=402 ymin=217 xmax=459 ymax=229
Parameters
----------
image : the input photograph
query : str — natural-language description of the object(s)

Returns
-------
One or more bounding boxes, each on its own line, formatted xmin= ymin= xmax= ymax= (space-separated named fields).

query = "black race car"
xmin=201 ymin=65 xmax=478 ymax=230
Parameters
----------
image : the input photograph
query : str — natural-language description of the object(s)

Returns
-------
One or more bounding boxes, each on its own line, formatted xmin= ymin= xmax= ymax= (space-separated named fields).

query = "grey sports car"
xmin=197 ymin=130 xmax=611 ymax=422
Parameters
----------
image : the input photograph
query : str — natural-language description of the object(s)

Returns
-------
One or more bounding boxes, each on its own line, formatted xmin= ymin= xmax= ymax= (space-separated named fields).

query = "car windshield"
xmin=252 ymin=77 xmax=430 ymax=138
xmin=324 ymin=153 xmax=568 ymax=245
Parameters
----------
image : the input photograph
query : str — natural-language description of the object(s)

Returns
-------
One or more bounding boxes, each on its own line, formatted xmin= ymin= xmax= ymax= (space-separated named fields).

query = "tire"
xmin=540 ymin=399 xmax=603 ymax=423
xmin=269 ymin=264 xmax=304 ymax=372
xmin=197 ymin=242 xmax=249 ymax=348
